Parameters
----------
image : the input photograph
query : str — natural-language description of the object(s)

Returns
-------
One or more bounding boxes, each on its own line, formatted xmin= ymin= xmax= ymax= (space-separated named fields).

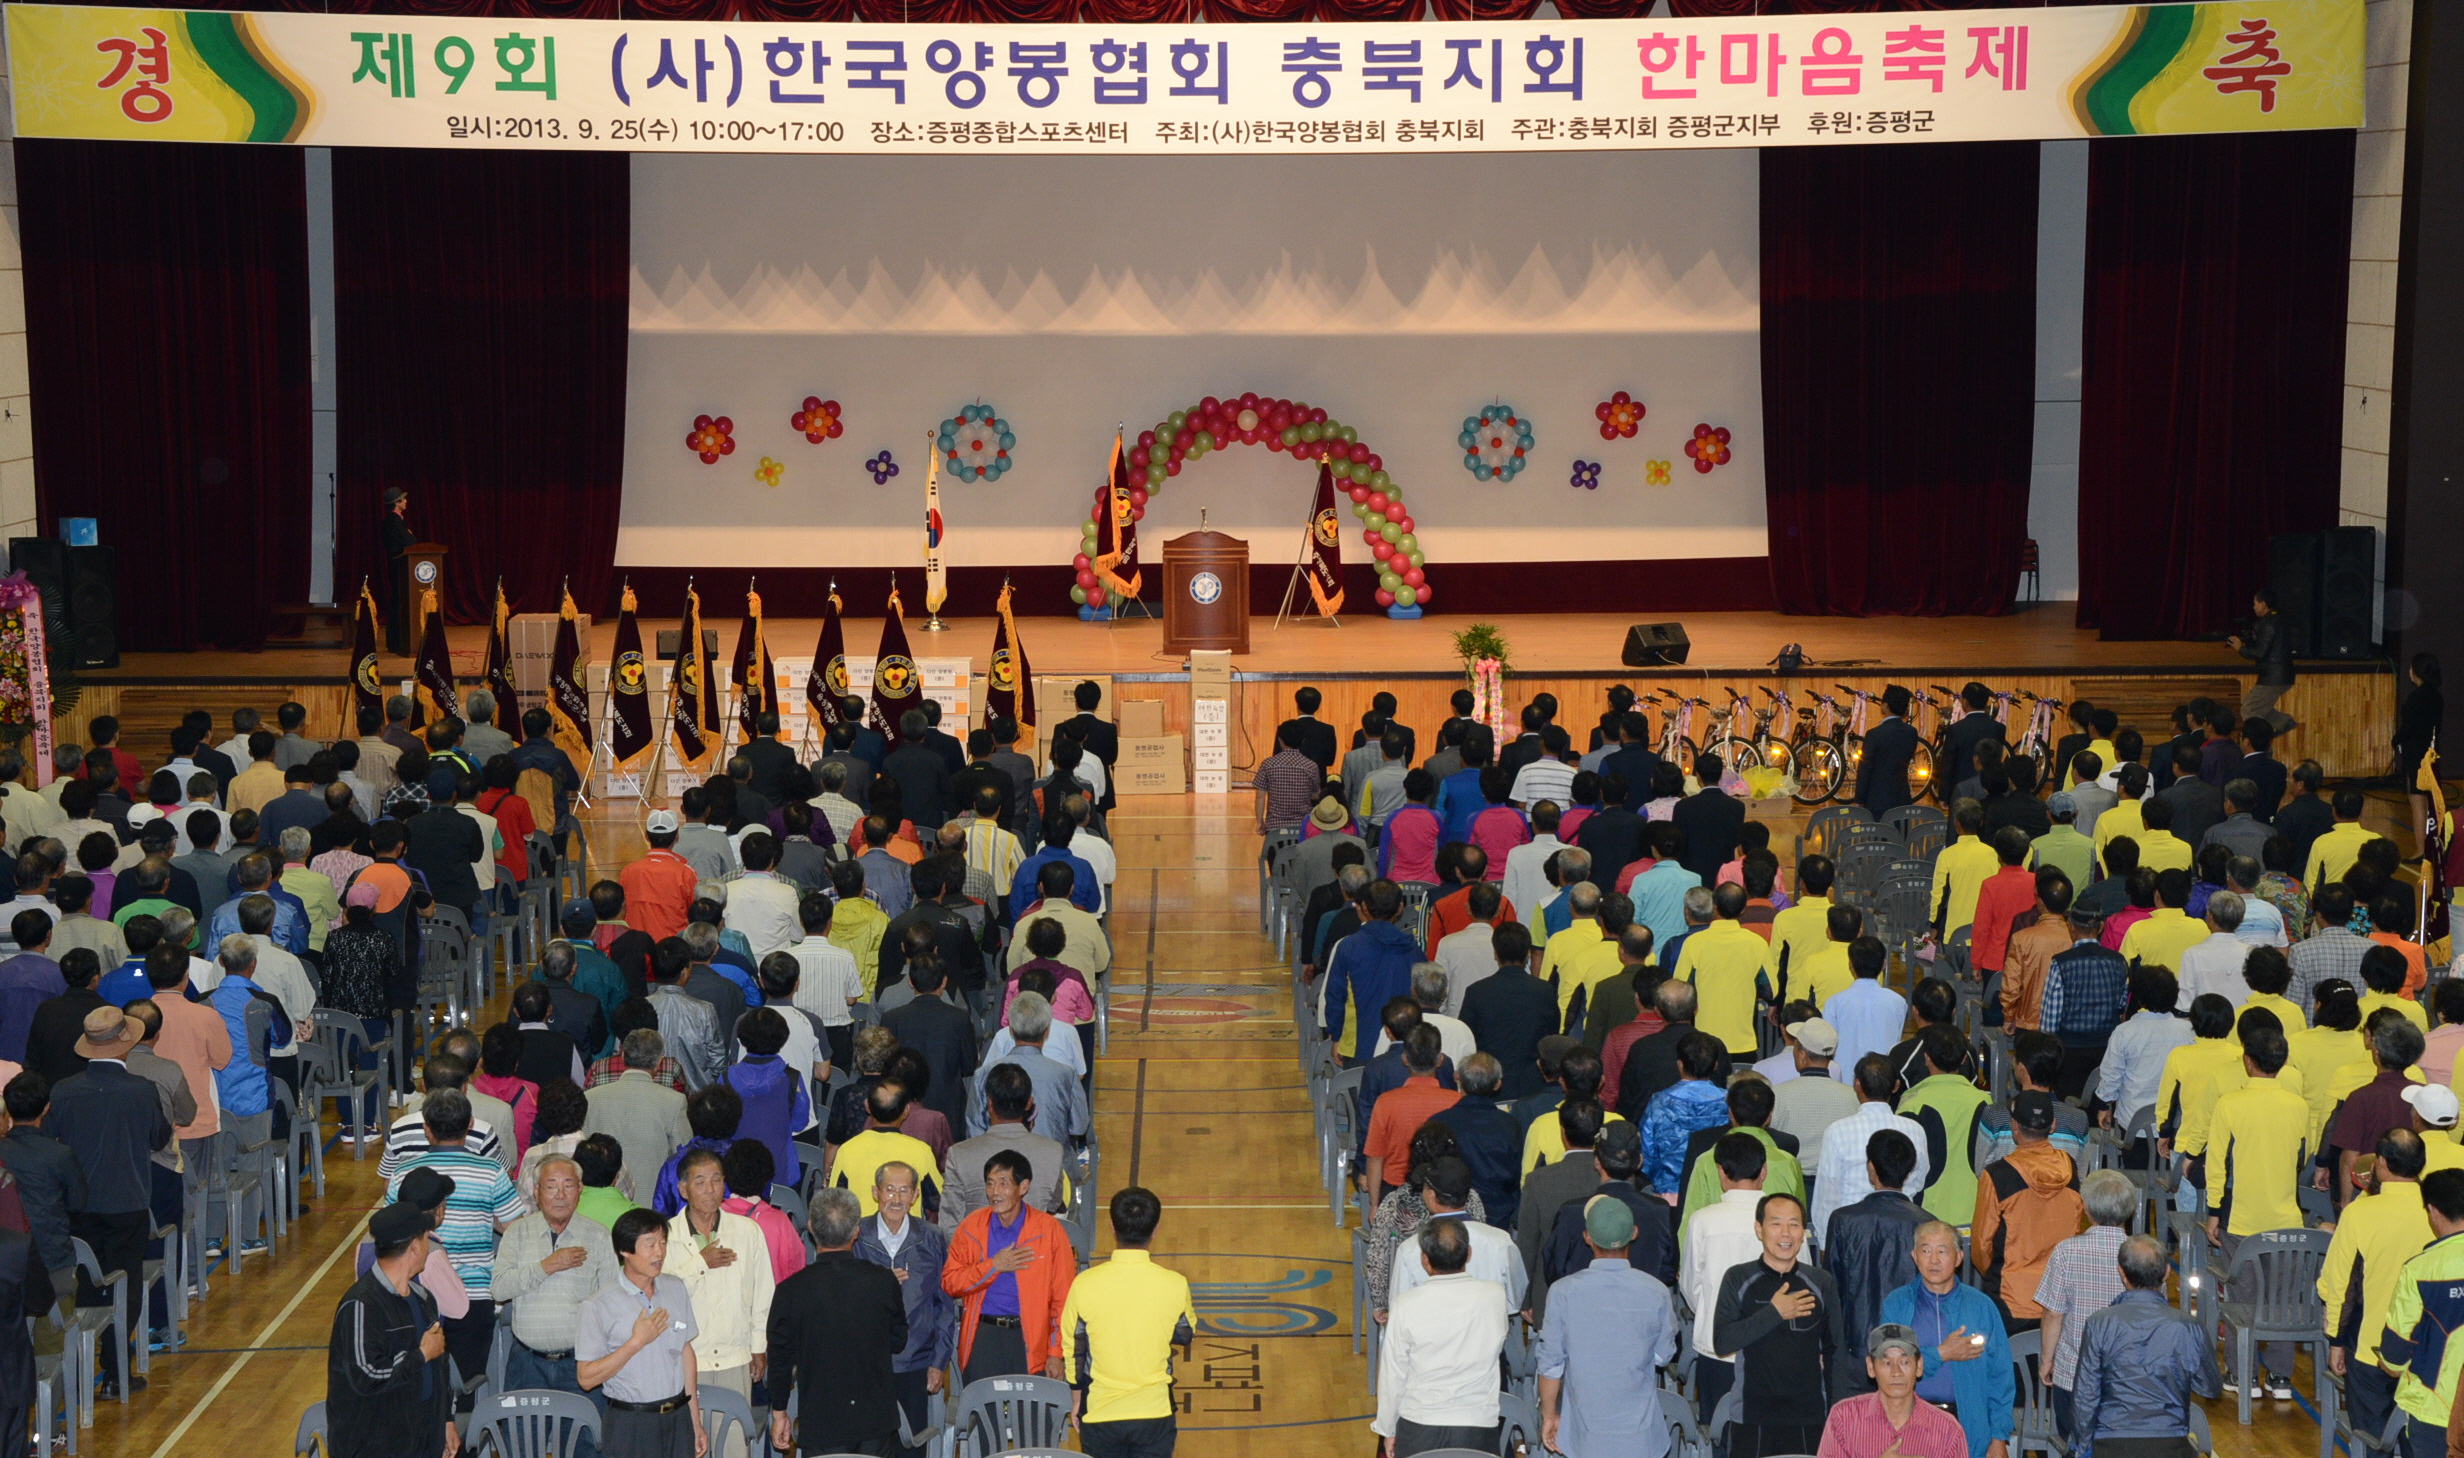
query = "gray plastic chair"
xmin=1497 ymin=1386 xmax=1542 ymax=1458
xmin=2207 ymin=1226 xmax=2332 ymax=1425
xmin=699 ymin=1382 xmax=758 ymax=1458
xmin=469 ymin=1388 xmax=601 ymax=1458
xmin=2008 ymin=1328 xmax=2067 ymax=1458
xmin=68 ymin=1238 xmax=130 ymax=1401
xmin=33 ymin=1343 xmax=73 ymax=1456
xmin=295 ymin=1400 xmax=329 ymax=1457
xmin=950 ymin=1373 xmax=1072 ymax=1458
xmin=1658 ymin=1385 xmax=1712 ymax=1458
xmin=1801 ymin=805 xmax=1875 ymax=862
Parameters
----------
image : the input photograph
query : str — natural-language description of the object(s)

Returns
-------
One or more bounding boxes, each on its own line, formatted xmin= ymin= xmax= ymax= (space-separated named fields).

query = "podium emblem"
xmin=1189 ymin=572 xmax=1223 ymax=606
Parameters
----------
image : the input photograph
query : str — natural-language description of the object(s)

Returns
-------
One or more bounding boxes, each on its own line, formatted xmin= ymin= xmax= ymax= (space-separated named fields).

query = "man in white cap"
xmin=619 ymin=810 xmax=699 ymax=944
xmin=2405 ymin=1083 xmax=2464 ymax=1175
xmin=1769 ymin=1016 xmax=1857 ymax=1168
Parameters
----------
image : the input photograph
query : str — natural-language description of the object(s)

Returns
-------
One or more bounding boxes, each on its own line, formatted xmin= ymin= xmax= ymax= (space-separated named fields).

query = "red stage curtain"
xmin=2074 ymin=130 xmax=2352 ymax=640
xmin=1760 ymin=140 xmax=2039 ymax=617
xmin=333 ymin=149 xmax=629 ymax=625
xmin=18 ymin=139 xmax=311 ymax=653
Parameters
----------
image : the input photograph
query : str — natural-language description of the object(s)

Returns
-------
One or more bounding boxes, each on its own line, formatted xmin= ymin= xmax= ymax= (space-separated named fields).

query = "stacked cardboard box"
xmin=1190 ymin=649 xmax=1232 ymax=795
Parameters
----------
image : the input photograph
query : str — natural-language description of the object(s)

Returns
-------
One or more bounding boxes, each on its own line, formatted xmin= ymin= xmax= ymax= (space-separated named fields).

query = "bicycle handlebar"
xmin=1929 ymin=684 xmax=1957 ymax=697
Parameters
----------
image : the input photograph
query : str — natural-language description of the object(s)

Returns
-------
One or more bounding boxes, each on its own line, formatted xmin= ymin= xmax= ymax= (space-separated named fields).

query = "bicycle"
xmin=1760 ymin=686 xmax=1846 ymax=805
xmin=2009 ymin=690 xmax=2065 ymax=791
xmin=1701 ymin=689 xmax=1762 ymax=777
xmin=1643 ymin=691 xmax=1702 ymax=767
xmin=1906 ymin=688 xmax=1949 ymax=803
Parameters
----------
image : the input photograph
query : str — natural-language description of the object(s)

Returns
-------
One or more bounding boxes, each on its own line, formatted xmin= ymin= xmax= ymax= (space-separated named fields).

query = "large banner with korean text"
xmin=8 ymin=1 xmax=2363 ymax=156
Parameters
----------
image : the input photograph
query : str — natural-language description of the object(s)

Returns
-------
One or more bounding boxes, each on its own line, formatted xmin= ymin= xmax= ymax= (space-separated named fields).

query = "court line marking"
xmin=144 ymin=1211 xmax=373 ymax=1458
xmin=1128 ymin=1057 xmax=1149 ymax=1189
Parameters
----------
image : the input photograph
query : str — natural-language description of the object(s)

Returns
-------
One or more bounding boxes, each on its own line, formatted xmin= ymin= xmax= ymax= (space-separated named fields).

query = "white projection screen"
xmin=618 ymin=150 xmax=1764 ymax=578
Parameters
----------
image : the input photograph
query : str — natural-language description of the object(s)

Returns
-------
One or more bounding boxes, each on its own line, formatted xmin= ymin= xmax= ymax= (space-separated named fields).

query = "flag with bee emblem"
xmin=868 ymin=586 xmax=920 ymax=736
xmin=414 ymin=588 xmax=456 ymax=723
xmin=1305 ymin=460 xmax=1345 ymax=617
xmin=480 ymin=580 xmax=519 ymax=730
xmin=350 ymin=580 xmax=384 ymax=721
xmin=670 ymin=585 xmax=719 ymax=770
xmin=730 ymin=585 xmax=774 ymax=740
xmin=608 ymin=586 xmax=654 ymax=772
xmin=1094 ymin=428 xmax=1141 ymax=603
xmin=547 ymin=585 xmax=592 ymax=762
xmin=985 ymin=582 xmax=1034 ymax=735
xmin=805 ymin=587 xmax=849 ymax=734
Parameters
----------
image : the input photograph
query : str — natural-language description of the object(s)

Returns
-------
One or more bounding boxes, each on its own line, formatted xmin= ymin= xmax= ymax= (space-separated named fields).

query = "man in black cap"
xmin=327 ymin=1198 xmax=453 ymax=1458
xmin=381 ymin=487 xmax=417 ymax=653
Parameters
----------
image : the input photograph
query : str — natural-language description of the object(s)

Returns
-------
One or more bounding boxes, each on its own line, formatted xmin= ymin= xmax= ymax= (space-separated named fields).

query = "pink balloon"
xmin=1239 ymin=392 xmax=1259 ymax=411
xmin=1131 ymin=504 xmax=1145 ymax=520
xmin=1365 ymin=454 xmax=1383 ymax=471
xmin=1267 ymin=434 xmax=1285 ymax=452
xmin=1164 ymin=459 xmax=1181 ymax=477
xmin=1199 ymin=396 xmax=1221 ymax=416
xmin=1129 ymin=447 xmax=1150 ymax=470
xmin=1076 ymin=569 xmax=1096 ymax=589
xmin=1088 ymin=586 xmax=1107 ymax=608
xmin=1412 ymin=580 xmax=1431 ymax=604
xmin=1072 ymin=553 xmax=1090 ymax=571
xmin=1309 ymin=408 xmax=1328 ymax=424
xmin=1137 ymin=430 xmax=1156 ymax=448
xmin=1403 ymin=567 xmax=1425 ymax=587
xmin=1173 ymin=429 xmax=1194 ymax=449
xmin=1129 ymin=487 xmax=1149 ymax=507
xmin=1367 ymin=492 xmax=1391 ymax=514
xmin=1375 ymin=588 xmax=1395 ymax=608
xmin=1370 ymin=538 xmax=1393 ymax=560
xmin=1397 ymin=515 xmax=1415 ymax=535
xmin=1346 ymin=485 xmax=1369 ymax=503
xmin=1349 ymin=442 xmax=1370 ymax=463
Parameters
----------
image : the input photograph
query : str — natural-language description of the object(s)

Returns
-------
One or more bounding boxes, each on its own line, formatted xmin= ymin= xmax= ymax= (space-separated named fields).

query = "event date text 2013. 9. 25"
xmin=444 ymin=115 xmax=850 ymax=143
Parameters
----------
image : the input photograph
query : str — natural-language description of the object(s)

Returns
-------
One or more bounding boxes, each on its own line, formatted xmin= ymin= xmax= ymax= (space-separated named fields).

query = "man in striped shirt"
xmin=386 ymin=1088 xmax=529 ymax=1394
xmin=1509 ymin=725 xmax=1579 ymax=812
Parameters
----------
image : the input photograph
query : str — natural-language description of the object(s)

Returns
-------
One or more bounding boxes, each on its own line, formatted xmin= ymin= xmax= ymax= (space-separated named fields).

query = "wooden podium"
xmin=1162 ymin=531 xmax=1249 ymax=655
xmin=400 ymin=542 xmax=448 ymax=654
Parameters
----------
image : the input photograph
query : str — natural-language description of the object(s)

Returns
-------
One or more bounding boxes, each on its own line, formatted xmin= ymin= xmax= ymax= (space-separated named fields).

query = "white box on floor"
xmin=1192 ymin=721 xmax=1228 ymax=748
xmin=1192 ymin=744 xmax=1229 ymax=771
xmin=1194 ymin=768 xmax=1229 ymax=795
xmin=1192 ymin=697 xmax=1227 ymax=724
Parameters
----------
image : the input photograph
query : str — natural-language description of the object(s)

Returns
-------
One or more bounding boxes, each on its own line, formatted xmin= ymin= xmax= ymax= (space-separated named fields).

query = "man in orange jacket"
xmin=941 ymin=1146 xmax=1077 ymax=1385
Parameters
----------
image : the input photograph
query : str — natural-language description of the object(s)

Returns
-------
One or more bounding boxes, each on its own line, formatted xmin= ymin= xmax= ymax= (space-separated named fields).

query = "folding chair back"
xmin=470 ymin=1388 xmax=601 ymax=1458
xmin=952 ymin=1374 xmax=1073 ymax=1457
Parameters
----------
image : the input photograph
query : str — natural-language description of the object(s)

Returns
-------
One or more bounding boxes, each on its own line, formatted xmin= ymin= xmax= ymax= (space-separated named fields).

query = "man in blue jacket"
xmin=1880 ymin=1220 xmax=2015 ymax=1458
xmin=1320 ymin=881 xmax=1421 ymax=1065
xmin=854 ymin=1160 xmax=955 ymax=1458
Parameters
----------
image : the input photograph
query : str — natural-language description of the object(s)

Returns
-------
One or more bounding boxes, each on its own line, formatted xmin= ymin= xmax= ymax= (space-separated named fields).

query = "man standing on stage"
xmin=381 ymin=487 xmax=417 ymax=653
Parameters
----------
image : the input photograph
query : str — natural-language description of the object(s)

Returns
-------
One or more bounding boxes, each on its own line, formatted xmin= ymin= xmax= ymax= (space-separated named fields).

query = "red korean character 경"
xmin=95 ymin=27 xmax=173 ymax=123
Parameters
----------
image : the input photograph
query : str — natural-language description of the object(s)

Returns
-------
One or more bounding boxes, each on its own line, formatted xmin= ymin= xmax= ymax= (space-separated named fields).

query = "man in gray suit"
xmin=966 ymin=994 xmax=1086 ymax=1146
xmin=941 ymin=1063 xmax=1067 ymax=1229
xmin=583 ymin=1029 xmax=694 ymax=1200
xmin=644 ymin=941 xmax=726 ymax=1090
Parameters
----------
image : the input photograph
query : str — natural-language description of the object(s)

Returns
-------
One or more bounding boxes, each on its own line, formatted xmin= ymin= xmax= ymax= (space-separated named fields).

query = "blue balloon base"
xmin=1386 ymin=606 xmax=1424 ymax=620
xmin=1077 ymin=605 xmax=1114 ymax=622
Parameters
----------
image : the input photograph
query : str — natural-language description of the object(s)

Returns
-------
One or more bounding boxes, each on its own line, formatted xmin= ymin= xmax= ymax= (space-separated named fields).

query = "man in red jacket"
xmin=941 ymin=1147 xmax=1076 ymax=1386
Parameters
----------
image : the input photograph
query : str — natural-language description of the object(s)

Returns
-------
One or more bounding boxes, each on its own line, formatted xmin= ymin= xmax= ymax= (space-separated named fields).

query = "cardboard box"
xmin=1118 ymin=698 xmax=1166 ymax=738
xmin=1191 ymin=721 xmax=1228 ymax=748
xmin=1118 ymin=734 xmax=1186 ymax=794
xmin=1192 ymin=697 xmax=1227 ymax=725
xmin=1192 ymin=744 xmax=1229 ymax=771
xmin=1189 ymin=649 xmax=1233 ymax=695
xmin=1037 ymin=675 xmax=1110 ymax=724
xmin=512 ymin=611 xmax=592 ymax=701
xmin=1193 ymin=768 xmax=1229 ymax=796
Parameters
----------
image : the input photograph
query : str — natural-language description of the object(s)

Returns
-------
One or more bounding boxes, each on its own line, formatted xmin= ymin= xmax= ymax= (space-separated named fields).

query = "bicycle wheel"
xmin=1706 ymin=735 xmax=1760 ymax=775
xmin=2007 ymin=741 xmax=2047 ymax=792
xmin=1833 ymin=732 xmax=1866 ymax=803
xmin=1910 ymin=738 xmax=1942 ymax=803
xmin=1789 ymin=737 xmax=1846 ymax=806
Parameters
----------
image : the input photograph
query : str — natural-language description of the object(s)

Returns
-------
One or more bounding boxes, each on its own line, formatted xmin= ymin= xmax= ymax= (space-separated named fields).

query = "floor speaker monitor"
xmin=1621 ymin=621 xmax=1691 ymax=667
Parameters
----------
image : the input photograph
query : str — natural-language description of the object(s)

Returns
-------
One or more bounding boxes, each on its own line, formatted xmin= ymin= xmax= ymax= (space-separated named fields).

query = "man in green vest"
xmin=1898 ymin=1025 xmax=1991 ymax=1224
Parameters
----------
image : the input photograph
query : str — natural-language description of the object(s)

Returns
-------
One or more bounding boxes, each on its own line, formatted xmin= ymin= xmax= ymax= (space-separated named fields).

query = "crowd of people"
xmin=1266 ymin=675 xmax=2455 ymax=1458
xmin=0 ymin=689 xmax=1222 ymax=1458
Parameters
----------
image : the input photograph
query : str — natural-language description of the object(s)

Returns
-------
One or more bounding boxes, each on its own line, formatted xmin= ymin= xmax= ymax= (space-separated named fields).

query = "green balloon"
xmin=1339 ymin=425 xmax=1359 ymax=443
xmin=1070 ymin=586 xmax=1088 ymax=605
xmin=1338 ymin=461 xmax=1360 ymax=483
xmin=1396 ymin=533 xmax=1417 ymax=554
xmin=1395 ymin=585 xmax=1417 ymax=607
xmin=1298 ymin=422 xmax=1323 ymax=443
xmin=1147 ymin=464 xmax=1166 ymax=486
xmin=1381 ymin=524 xmax=1401 ymax=544
xmin=1368 ymin=470 xmax=1391 ymax=491
xmin=1380 ymin=571 xmax=1401 ymax=591
xmin=1407 ymin=549 xmax=1425 ymax=568
xmin=1195 ymin=431 xmax=1214 ymax=451
xmin=1365 ymin=510 xmax=1387 ymax=530
xmin=1351 ymin=502 xmax=1369 ymax=519
xmin=1280 ymin=427 xmax=1301 ymax=447
xmin=1167 ymin=410 xmax=1188 ymax=429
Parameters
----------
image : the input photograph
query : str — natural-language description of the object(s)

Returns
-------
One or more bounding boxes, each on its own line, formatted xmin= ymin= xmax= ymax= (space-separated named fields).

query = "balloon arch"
xmin=1066 ymin=390 xmax=1432 ymax=620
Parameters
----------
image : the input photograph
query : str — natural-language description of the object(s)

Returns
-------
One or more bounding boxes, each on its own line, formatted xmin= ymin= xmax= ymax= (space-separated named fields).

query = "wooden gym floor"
xmin=92 ymin=799 xmax=2335 ymax=1458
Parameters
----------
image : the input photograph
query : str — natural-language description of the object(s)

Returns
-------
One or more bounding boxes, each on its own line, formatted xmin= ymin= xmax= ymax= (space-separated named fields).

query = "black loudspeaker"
xmin=8 ymin=538 xmax=116 ymax=669
xmin=2317 ymin=525 xmax=2379 ymax=660
xmin=1621 ymin=621 xmax=1691 ymax=667
xmin=2265 ymin=532 xmax=2322 ymax=657
xmin=654 ymin=628 xmax=721 ymax=661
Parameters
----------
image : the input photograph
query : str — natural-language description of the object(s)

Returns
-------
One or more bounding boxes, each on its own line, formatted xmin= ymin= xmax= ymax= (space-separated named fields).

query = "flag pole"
xmin=1274 ymin=466 xmax=1337 ymax=632
xmin=921 ymin=428 xmax=949 ymax=633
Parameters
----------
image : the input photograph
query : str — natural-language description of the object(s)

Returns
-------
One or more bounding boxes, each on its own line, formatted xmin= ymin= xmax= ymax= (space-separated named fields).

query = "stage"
xmin=80 ymin=607 xmax=2399 ymax=780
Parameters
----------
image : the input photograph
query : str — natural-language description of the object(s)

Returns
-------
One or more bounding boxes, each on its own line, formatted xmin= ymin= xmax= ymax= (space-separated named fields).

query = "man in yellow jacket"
xmin=1059 ymin=1187 xmax=1196 ymax=1457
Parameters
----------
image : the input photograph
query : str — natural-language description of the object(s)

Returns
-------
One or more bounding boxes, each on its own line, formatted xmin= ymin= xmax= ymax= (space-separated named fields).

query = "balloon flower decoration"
xmin=937 ymin=404 xmax=1016 ymax=482
xmin=1071 ymin=392 xmax=1435 ymax=617
xmin=792 ymin=398 xmax=844 ymax=444
xmin=865 ymin=451 xmax=900 ymax=485
xmin=1460 ymin=405 xmax=1533 ymax=482
xmin=685 ymin=414 xmax=735 ymax=465
xmin=1569 ymin=461 xmax=1601 ymax=491
xmin=1685 ymin=423 xmax=1734 ymax=474
xmin=1594 ymin=391 xmax=1644 ymax=439
xmin=753 ymin=456 xmax=784 ymax=488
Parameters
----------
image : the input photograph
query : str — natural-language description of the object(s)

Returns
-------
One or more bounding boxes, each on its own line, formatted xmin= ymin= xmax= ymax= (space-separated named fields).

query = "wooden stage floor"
xmin=89 ymin=799 xmax=2339 ymax=1458
xmin=104 ymin=607 xmax=2317 ymax=683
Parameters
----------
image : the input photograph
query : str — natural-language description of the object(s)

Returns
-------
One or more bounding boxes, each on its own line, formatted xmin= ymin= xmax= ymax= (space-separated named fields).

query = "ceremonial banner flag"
xmin=670 ymin=585 xmax=718 ymax=770
xmin=548 ymin=585 xmax=592 ymax=761
xmin=730 ymin=584 xmax=774 ymax=738
xmin=986 ymin=582 xmax=1034 ymax=734
xmin=1095 ymin=429 xmax=1142 ymax=604
xmin=805 ymin=587 xmax=849 ymax=734
xmin=868 ymin=586 xmax=920 ymax=735
xmin=1305 ymin=461 xmax=1346 ymax=618
xmin=481 ymin=580 xmax=519 ymax=729
xmin=6 ymin=5 xmax=2366 ymax=157
xmin=350 ymin=581 xmax=384 ymax=721
xmin=608 ymin=586 xmax=654 ymax=772
xmin=923 ymin=453 xmax=948 ymax=615
xmin=414 ymin=588 xmax=456 ymax=723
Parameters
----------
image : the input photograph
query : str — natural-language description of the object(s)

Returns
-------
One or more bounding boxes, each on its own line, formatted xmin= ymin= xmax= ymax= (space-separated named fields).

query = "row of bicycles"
xmin=1640 ymin=682 xmax=2070 ymax=808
